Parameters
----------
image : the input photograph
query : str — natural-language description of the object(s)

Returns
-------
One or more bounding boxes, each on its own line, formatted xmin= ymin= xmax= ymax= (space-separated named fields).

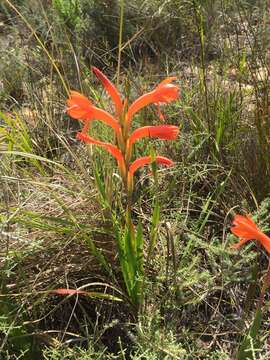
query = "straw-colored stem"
xmin=117 ymin=0 xmax=125 ymax=88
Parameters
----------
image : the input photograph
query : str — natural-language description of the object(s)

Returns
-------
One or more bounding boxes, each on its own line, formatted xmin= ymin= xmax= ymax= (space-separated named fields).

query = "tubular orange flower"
xmin=126 ymin=125 xmax=179 ymax=160
xmin=76 ymin=132 xmax=123 ymax=162
xmin=126 ymin=78 xmax=179 ymax=130
xmin=129 ymin=125 xmax=179 ymax=147
xmin=67 ymin=91 xmax=121 ymax=135
xmin=129 ymin=155 xmax=173 ymax=176
xmin=127 ymin=155 xmax=173 ymax=192
xmin=67 ymin=91 xmax=94 ymax=120
xmin=81 ymin=120 xmax=91 ymax=134
xmin=92 ymin=66 xmax=123 ymax=116
xmin=90 ymin=106 xmax=122 ymax=134
xmin=231 ymin=214 xmax=270 ymax=253
xmin=153 ymin=83 xmax=179 ymax=103
xmin=76 ymin=132 xmax=126 ymax=176
xmin=155 ymin=78 xmax=178 ymax=121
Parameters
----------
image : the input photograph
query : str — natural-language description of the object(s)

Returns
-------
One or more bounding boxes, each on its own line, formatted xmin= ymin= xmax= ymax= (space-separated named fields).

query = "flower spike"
xmin=231 ymin=214 xmax=270 ymax=254
xmin=92 ymin=67 xmax=123 ymax=116
xmin=67 ymin=72 xmax=178 ymax=194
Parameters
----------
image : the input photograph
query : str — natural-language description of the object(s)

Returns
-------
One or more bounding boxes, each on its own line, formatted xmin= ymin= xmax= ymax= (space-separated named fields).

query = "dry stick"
xmin=192 ymin=0 xmax=211 ymax=132
xmin=117 ymin=0 xmax=125 ymax=88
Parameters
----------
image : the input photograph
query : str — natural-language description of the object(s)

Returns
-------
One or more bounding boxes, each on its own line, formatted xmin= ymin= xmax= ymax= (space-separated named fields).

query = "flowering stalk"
xmin=66 ymin=68 xmax=179 ymax=307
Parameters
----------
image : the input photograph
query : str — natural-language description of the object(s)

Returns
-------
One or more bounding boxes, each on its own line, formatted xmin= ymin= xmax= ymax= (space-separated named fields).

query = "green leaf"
xmin=237 ymin=308 xmax=263 ymax=360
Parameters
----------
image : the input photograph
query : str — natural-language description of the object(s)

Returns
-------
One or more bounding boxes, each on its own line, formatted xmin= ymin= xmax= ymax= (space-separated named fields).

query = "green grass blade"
xmin=147 ymin=200 xmax=160 ymax=263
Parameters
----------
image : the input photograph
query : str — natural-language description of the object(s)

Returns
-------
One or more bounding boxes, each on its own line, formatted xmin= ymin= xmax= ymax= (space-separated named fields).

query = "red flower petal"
xmin=76 ymin=132 xmax=124 ymax=163
xmin=158 ymin=76 xmax=177 ymax=86
xmin=129 ymin=125 xmax=179 ymax=147
xmin=129 ymin=155 xmax=173 ymax=177
xmin=91 ymin=106 xmax=121 ymax=134
xmin=127 ymin=155 xmax=173 ymax=192
xmin=153 ymin=83 xmax=179 ymax=103
xmin=92 ymin=67 xmax=123 ymax=116
xmin=67 ymin=91 xmax=121 ymax=135
xmin=231 ymin=238 xmax=250 ymax=249
xmin=67 ymin=91 xmax=93 ymax=120
xmin=126 ymin=78 xmax=179 ymax=130
xmin=230 ymin=214 xmax=270 ymax=254
xmin=126 ymin=92 xmax=154 ymax=124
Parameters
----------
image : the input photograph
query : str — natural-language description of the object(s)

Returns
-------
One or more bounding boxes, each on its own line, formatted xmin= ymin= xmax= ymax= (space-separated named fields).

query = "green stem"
xmin=257 ymin=260 xmax=270 ymax=310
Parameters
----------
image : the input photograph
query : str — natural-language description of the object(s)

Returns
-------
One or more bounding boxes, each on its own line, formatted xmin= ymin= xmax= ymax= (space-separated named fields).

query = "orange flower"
xmin=67 ymin=91 xmax=121 ymax=135
xmin=129 ymin=125 xmax=179 ymax=147
xmin=126 ymin=77 xmax=179 ymax=130
xmin=154 ymin=83 xmax=179 ymax=103
xmin=126 ymin=125 xmax=179 ymax=160
xmin=92 ymin=66 xmax=123 ymax=116
xmin=231 ymin=214 xmax=270 ymax=253
xmin=76 ymin=132 xmax=126 ymax=176
xmin=67 ymin=91 xmax=93 ymax=120
xmin=127 ymin=155 xmax=173 ymax=191
xmin=90 ymin=107 xmax=121 ymax=134
xmin=155 ymin=77 xmax=178 ymax=121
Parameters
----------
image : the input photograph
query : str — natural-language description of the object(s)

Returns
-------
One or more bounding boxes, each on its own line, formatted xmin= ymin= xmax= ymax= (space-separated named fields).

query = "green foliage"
xmin=135 ymin=316 xmax=187 ymax=359
xmin=52 ymin=0 xmax=83 ymax=31
xmin=42 ymin=345 xmax=108 ymax=359
xmin=0 ymin=300 xmax=35 ymax=359
xmin=0 ymin=112 xmax=45 ymax=174
xmin=117 ymin=222 xmax=144 ymax=307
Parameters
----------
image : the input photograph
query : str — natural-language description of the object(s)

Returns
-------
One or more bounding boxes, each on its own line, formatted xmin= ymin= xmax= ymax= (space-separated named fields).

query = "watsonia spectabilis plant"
xmin=60 ymin=68 xmax=179 ymax=308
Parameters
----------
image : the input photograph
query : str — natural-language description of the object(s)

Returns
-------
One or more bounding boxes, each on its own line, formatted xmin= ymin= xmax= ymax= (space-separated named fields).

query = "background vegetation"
xmin=0 ymin=0 xmax=270 ymax=358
